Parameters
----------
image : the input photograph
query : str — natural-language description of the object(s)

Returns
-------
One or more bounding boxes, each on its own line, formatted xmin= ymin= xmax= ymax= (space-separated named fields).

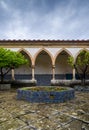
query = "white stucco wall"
xmin=35 ymin=53 xmax=52 ymax=74
xmin=55 ymin=53 xmax=72 ymax=74
xmin=66 ymin=48 xmax=82 ymax=58
xmin=7 ymin=47 xmax=89 ymax=60
xmin=25 ymin=48 xmax=41 ymax=57
xmin=7 ymin=48 xmax=20 ymax=52
xmin=45 ymin=48 xmax=61 ymax=57
xmin=15 ymin=65 xmax=31 ymax=74
xmin=4 ymin=46 xmax=89 ymax=75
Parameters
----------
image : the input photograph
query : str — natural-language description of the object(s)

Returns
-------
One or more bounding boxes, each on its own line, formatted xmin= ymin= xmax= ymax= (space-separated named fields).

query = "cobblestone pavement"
xmin=0 ymin=90 xmax=89 ymax=130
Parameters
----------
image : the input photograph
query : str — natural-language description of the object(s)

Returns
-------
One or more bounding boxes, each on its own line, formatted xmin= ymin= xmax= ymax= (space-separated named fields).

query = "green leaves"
xmin=0 ymin=48 xmax=29 ymax=82
xmin=68 ymin=50 xmax=89 ymax=68
xmin=76 ymin=50 xmax=89 ymax=66
xmin=68 ymin=56 xmax=74 ymax=68
xmin=0 ymin=48 xmax=28 ymax=68
xmin=68 ymin=50 xmax=89 ymax=85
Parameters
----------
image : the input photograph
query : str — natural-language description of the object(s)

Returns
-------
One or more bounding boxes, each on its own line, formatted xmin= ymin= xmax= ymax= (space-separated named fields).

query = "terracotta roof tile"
xmin=0 ymin=39 xmax=89 ymax=42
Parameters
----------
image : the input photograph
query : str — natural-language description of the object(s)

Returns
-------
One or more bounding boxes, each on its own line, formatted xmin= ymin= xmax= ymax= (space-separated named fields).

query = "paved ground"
xmin=0 ymin=90 xmax=89 ymax=130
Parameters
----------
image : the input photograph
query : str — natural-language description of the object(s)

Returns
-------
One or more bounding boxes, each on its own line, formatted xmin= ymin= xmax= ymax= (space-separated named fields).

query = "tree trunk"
xmin=0 ymin=68 xmax=4 ymax=83
xmin=81 ymin=79 xmax=85 ymax=86
xmin=81 ymin=71 xmax=86 ymax=86
xmin=74 ymin=65 xmax=81 ymax=80
xmin=81 ymin=65 xmax=88 ymax=86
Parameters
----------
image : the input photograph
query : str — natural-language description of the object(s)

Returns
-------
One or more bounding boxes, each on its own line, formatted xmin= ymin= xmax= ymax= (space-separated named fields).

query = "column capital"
xmin=31 ymin=65 xmax=35 ymax=68
xmin=52 ymin=65 xmax=55 ymax=68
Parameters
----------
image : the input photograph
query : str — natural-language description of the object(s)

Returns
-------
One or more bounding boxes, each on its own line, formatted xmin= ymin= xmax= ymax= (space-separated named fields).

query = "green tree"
xmin=0 ymin=48 xmax=28 ymax=83
xmin=68 ymin=50 xmax=89 ymax=85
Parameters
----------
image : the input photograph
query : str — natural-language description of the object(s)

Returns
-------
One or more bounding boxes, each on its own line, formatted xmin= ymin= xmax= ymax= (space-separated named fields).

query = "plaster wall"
xmin=55 ymin=54 xmax=72 ymax=74
xmin=24 ymin=48 xmax=41 ymax=57
xmin=66 ymin=48 xmax=82 ymax=58
xmin=15 ymin=65 xmax=31 ymax=74
xmin=7 ymin=48 xmax=20 ymax=52
xmin=6 ymin=47 xmax=89 ymax=60
xmin=35 ymin=53 xmax=52 ymax=74
xmin=1 ymin=44 xmax=89 ymax=76
xmin=45 ymin=48 xmax=61 ymax=57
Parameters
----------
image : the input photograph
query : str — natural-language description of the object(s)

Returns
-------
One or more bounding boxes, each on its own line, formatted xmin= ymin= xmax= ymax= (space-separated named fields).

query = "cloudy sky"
xmin=0 ymin=0 xmax=89 ymax=40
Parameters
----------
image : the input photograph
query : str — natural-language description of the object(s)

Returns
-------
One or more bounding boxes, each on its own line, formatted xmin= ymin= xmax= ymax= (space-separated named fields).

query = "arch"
xmin=74 ymin=48 xmax=89 ymax=80
xmin=75 ymin=48 xmax=89 ymax=61
xmin=15 ymin=48 xmax=32 ymax=80
xmin=54 ymin=48 xmax=72 ymax=64
xmin=18 ymin=48 xmax=33 ymax=65
xmin=34 ymin=48 xmax=53 ymax=65
xmin=35 ymin=49 xmax=53 ymax=85
xmin=55 ymin=49 xmax=72 ymax=80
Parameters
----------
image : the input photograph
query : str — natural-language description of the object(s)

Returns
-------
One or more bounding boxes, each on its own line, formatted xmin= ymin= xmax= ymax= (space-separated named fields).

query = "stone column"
xmin=11 ymin=68 xmax=15 ymax=80
xmin=52 ymin=65 xmax=55 ymax=80
xmin=72 ymin=68 xmax=76 ymax=80
xmin=32 ymin=65 xmax=35 ymax=80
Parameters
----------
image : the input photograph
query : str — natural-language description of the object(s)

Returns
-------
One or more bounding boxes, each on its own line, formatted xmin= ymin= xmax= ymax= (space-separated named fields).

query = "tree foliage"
xmin=0 ymin=48 xmax=28 ymax=82
xmin=68 ymin=50 xmax=89 ymax=85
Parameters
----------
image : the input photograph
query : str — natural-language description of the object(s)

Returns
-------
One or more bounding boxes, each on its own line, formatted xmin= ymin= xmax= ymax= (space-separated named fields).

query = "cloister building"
xmin=0 ymin=40 xmax=89 ymax=86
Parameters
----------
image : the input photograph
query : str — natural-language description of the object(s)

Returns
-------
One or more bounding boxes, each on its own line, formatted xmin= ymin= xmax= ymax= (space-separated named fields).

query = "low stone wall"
xmin=17 ymin=87 xmax=75 ymax=103
xmin=51 ymin=79 xmax=89 ymax=87
xmin=0 ymin=84 xmax=11 ymax=90
xmin=74 ymin=85 xmax=89 ymax=91
xmin=11 ymin=79 xmax=37 ymax=88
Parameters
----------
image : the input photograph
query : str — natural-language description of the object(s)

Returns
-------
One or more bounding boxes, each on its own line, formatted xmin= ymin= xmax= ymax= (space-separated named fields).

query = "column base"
xmin=31 ymin=79 xmax=37 ymax=84
xmin=51 ymin=79 xmax=56 ymax=84
xmin=11 ymin=78 xmax=15 ymax=81
xmin=72 ymin=78 xmax=76 ymax=81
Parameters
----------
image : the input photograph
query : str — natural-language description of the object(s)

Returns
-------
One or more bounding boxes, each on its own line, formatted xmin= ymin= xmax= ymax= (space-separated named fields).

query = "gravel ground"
xmin=0 ymin=89 xmax=89 ymax=130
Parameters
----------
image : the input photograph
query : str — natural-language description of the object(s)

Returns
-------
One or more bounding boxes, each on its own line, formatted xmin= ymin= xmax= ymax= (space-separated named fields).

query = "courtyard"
xmin=0 ymin=89 xmax=89 ymax=130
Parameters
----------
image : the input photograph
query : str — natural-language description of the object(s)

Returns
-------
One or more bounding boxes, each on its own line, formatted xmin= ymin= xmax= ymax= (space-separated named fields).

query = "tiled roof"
xmin=0 ymin=39 xmax=89 ymax=42
xmin=0 ymin=39 xmax=89 ymax=46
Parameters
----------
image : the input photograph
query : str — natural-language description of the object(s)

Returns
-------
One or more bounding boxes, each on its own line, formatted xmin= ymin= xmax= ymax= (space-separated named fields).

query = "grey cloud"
xmin=0 ymin=0 xmax=89 ymax=40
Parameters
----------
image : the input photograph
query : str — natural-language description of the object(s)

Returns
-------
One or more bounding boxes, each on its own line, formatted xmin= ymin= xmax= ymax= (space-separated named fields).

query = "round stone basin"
xmin=17 ymin=86 xmax=75 ymax=103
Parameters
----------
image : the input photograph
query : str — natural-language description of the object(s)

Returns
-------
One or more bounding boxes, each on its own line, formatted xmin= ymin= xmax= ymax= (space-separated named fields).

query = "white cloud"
xmin=4 ymin=12 xmax=30 ymax=39
xmin=0 ymin=0 xmax=9 ymax=11
xmin=0 ymin=0 xmax=89 ymax=40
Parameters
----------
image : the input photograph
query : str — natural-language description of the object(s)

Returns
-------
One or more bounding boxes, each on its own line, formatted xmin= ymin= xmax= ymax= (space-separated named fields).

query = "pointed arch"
xmin=75 ymin=48 xmax=89 ymax=61
xmin=18 ymin=48 xmax=33 ymax=65
xmin=55 ymin=49 xmax=73 ymax=80
xmin=34 ymin=49 xmax=53 ymax=85
xmin=34 ymin=48 xmax=53 ymax=65
xmin=14 ymin=48 xmax=32 ymax=80
xmin=54 ymin=48 xmax=72 ymax=64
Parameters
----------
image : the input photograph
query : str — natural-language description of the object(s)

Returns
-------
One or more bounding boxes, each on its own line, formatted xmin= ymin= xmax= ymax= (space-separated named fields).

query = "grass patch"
xmin=20 ymin=86 xmax=67 ymax=92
